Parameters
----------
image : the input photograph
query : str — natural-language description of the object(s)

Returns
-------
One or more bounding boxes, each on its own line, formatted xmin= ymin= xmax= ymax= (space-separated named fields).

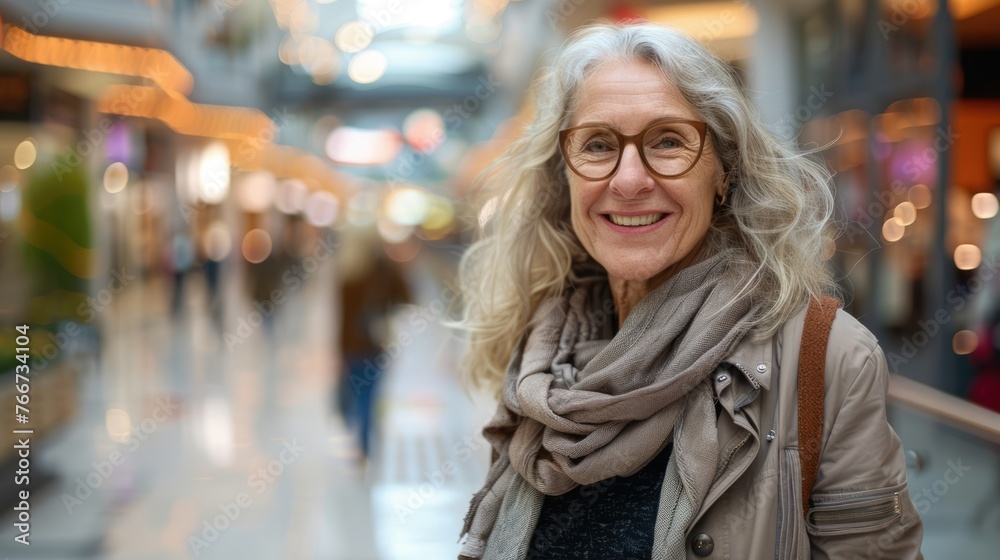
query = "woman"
xmin=455 ymin=23 xmax=923 ymax=560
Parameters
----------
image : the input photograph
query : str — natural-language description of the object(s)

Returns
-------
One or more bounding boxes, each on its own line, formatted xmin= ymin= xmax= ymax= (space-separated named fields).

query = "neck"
xmin=609 ymin=241 xmax=706 ymax=330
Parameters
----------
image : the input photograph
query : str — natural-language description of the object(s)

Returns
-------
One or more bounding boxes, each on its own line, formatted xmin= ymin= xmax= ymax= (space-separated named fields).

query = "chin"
xmin=599 ymin=258 xmax=669 ymax=283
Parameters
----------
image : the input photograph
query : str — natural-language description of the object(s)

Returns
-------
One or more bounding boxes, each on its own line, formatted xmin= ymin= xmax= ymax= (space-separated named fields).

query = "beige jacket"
xmin=686 ymin=304 xmax=924 ymax=559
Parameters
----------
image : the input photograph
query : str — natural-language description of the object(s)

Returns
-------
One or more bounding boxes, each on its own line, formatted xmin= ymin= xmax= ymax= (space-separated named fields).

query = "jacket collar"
xmin=723 ymin=331 xmax=773 ymax=391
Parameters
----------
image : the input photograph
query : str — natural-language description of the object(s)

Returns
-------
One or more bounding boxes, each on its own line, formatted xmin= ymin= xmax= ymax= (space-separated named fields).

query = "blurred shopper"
xmin=455 ymin=24 xmax=923 ymax=559
xmin=336 ymin=241 xmax=412 ymax=459
xmin=170 ymin=230 xmax=195 ymax=316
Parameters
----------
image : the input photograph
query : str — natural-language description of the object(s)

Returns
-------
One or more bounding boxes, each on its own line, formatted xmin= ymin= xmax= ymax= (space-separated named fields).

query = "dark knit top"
xmin=525 ymin=443 xmax=674 ymax=559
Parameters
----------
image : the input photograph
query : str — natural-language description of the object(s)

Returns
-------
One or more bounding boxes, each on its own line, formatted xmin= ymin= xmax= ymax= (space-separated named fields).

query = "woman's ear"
xmin=716 ymin=170 xmax=731 ymax=199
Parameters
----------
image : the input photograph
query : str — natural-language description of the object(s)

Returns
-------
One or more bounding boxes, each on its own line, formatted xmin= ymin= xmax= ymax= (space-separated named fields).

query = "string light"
xmin=1 ymin=26 xmax=192 ymax=94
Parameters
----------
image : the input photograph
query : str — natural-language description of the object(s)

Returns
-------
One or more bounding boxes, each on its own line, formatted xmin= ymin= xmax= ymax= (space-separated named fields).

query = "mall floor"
xmin=0 ymin=252 xmax=996 ymax=559
xmin=0 ymin=251 xmax=492 ymax=560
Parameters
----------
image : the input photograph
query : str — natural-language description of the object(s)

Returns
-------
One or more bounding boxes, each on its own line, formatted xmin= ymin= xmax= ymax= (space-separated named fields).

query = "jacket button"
xmin=691 ymin=533 xmax=714 ymax=557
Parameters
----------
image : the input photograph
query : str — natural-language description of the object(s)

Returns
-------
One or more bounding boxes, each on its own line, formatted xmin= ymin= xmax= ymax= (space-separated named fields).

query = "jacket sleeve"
xmin=807 ymin=314 xmax=924 ymax=559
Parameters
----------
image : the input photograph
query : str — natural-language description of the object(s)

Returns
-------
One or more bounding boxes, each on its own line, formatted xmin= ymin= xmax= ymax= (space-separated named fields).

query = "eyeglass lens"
xmin=563 ymin=122 xmax=702 ymax=179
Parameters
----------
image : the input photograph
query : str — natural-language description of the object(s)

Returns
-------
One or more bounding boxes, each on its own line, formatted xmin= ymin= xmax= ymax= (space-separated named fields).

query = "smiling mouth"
xmin=604 ymin=213 xmax=666 ymax=227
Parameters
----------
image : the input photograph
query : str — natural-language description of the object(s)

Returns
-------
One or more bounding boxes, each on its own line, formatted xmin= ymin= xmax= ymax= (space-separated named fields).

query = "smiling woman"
xmin=453 ymin=22 xmax=924 ymax=560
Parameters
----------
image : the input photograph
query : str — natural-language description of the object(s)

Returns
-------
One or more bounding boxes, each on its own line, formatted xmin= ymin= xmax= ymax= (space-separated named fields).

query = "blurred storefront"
xmin=783 ymin=0 xmax=1000 ymax=404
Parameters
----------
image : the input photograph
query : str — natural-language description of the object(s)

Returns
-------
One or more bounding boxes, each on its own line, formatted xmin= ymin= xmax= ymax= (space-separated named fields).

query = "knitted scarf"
xmin=458 ymin=250 xmax=762 ymax=559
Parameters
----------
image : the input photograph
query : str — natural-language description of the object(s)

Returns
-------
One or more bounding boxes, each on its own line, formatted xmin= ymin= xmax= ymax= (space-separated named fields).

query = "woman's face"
xmin=565 ymin=59 xmax=726 ymax=283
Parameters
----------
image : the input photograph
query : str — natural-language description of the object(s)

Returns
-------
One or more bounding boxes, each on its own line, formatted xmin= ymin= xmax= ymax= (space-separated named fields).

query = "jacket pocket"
xmin=805 ymin=483 xmax=904 ymax=537
xmin=777 ymin=448 xmax=809 ymax=560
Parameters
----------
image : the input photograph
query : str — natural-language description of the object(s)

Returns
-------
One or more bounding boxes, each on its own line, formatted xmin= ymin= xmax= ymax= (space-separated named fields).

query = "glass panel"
xmin=888 ymin=402 xmax=1000 ymax=557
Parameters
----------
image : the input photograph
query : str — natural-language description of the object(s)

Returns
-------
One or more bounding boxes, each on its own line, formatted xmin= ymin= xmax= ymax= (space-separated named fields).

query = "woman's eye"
xmin=584 ymin=140 xmax=612 ymax=152
xmin=656 ymin=137 xmax=681 ymax=149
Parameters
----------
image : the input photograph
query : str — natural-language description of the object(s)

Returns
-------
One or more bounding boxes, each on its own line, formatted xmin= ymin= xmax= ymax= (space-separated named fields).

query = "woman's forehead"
xmin=569 ymin=60 xmax=699 ymax=129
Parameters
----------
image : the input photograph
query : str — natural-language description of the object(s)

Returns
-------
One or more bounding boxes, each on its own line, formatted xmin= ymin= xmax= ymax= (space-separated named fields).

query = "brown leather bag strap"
xmin=797 ymin=296 xmax=841 ymax=518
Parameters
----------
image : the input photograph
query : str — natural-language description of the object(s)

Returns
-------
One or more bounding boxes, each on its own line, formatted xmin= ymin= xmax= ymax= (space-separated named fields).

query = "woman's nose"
xmin=608 ymin=144 xmax=655 ymax=198
xmin=609 ymin=144 xmax=656 ymax=199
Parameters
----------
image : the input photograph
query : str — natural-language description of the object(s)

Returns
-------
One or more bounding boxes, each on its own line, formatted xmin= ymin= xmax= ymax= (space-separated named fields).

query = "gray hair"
xmin=456 ymin=22 xmax=837 ymax=395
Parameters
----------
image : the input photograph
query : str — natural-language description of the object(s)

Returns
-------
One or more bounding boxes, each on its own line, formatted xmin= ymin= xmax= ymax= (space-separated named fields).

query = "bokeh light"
xmin=403 ymin=109 xmax=446 ymax=153
xmin=197 ymin=142 xmax=231 ymax=204
xmin=304 ymin=191 xmax=340 ymax=227
xmin=882 ymin=217 xmax=904 ymax=242
xmin=242 ymin=229 xmax=273 ymax=263
xmin=384 ymin=238 xmax=422 ymax=262
xmin=422 ymin=196 xmax=455 ymax=232
xmin=325 ymin=126 xmax=402 ymax=165
xmin=275 ymin=178 xmax=309 ymax=214
xmin=279 ymin=35 xmax=301 ymax=65
xmin=0 ymin=190 xmax=20 ymax=221
xmin=953 ymin=330 xmax=979 ymax=355
xmin=204 ymin=221 xmax=233 ymax=262
xmin=893 ymin=201 xmax=917 ymax=226
xmin=235 ymin=171 xmax=277 ymax=213
xmin=377 ymin=216 xmax=414 ymax=244
xmin=14 ymin=138 xmax=37 ymax=170
xmin=335 ymin=21 xmax=375 ymax=53
xmin=105 ymin=408 xmax=131 ymax=443
xmin=103 ymin=162 xmax=129 ymax=193
xmin=385 ymin=187 xmax=430 ymax=226
xmin=348 ymin=50 xmax=387 ymax=84
xmin=0 ymin=165 xmax=19 ymax=192
xmin=971 ymin=192 xmax=999 ymax=219
xmin=954 ymin=244 xmax=982 ymax=270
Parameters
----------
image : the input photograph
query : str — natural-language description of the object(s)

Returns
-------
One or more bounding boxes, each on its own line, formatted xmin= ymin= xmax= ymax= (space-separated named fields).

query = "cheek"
xmin=568 ymin=181 xmax=594 ymax=223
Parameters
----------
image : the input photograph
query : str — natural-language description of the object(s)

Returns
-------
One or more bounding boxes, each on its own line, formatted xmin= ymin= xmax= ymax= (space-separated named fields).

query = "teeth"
xmin=607 ymin=213 xmax=664 ymax=226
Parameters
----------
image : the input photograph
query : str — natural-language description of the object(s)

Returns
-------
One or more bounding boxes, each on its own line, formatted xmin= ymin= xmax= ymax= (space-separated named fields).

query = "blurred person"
xmin=170 ymin=229 xmax=195 ymax=316
xmin=335 ymin=237 xmax=412 ymax=459
xmin=455 ymin=23 xmax=923 ymax=559
xmin=244 ymin=232 xmax=294 ymax=336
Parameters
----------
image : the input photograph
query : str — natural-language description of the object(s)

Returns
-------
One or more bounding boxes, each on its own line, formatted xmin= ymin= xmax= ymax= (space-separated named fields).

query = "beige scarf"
xmin=459 ymin=251 xmax=762 ymax=559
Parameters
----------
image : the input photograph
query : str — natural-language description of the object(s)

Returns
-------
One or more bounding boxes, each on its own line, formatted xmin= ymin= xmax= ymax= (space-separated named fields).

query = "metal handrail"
xmin=888 ymin=373 xmax=1000 ymax=446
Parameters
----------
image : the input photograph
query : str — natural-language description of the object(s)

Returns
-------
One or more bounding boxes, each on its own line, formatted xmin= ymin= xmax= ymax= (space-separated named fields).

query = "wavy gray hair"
xmin=456 ymin=22 xmax=837 ymax=395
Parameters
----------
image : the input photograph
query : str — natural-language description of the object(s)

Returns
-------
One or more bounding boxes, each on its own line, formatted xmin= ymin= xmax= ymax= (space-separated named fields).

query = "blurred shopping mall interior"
xmin=0 ymin=0 xmax=999 ymax=558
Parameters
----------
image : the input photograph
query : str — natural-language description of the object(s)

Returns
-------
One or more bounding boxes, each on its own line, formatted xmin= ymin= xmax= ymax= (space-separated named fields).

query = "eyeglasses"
xmin=558 ymin=119 xmax=709 ymax=181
